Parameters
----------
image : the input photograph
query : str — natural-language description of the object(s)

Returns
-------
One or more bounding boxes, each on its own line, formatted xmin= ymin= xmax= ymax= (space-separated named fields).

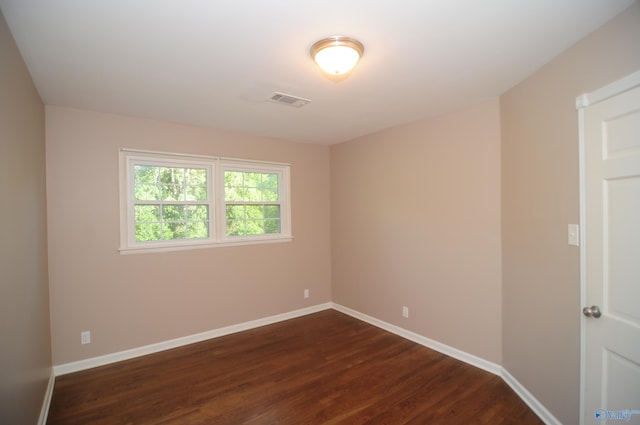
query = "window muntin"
xmin=120 ymin=150 xmax=291 ymax=253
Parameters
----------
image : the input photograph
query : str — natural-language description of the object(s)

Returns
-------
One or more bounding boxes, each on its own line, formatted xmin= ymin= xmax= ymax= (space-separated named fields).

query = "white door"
xmin=580 ymin=72 xmax=640 ymax=424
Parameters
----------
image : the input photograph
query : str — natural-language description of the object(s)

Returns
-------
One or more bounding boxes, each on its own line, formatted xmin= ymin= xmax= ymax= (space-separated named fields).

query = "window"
xmin=132 ymin=162 xmax=212 ymax=243
xmin=120 ymin=150 xmax=291 ymax=253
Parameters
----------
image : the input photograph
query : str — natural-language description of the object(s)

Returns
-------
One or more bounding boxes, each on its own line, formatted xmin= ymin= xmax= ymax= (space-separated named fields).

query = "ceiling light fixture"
xmin=310 ymin=36 xmax=364 ymax=76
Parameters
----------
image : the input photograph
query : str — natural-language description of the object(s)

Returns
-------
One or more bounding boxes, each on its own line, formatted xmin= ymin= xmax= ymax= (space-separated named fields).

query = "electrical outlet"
xmin=402 ymin=306 xmax=409 ymax=318
xmin=304 ymin=289 xmax=310 ymax=299
xmin=81 ymin=331 xmax=91 ymax=345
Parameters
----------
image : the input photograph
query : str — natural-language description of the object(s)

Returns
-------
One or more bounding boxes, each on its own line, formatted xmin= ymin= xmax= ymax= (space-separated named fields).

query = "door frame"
xmin=576 ymin=69 xmax=640 ymax=425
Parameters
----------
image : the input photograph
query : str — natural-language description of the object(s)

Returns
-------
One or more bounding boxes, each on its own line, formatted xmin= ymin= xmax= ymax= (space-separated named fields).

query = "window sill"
xmin=119 ymin=236 xmax=293 ymax=255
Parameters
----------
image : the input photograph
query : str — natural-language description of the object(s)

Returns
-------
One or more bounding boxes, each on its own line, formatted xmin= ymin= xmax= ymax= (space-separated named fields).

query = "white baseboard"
xmin=501 ymin=369 xmax=562 ymax=425
xmin=38 ymin=370 xmax=55 ymax=425
xmin=331 ymin=302 xmax=502 ymax=375
xmin=332 ymin=303 xmax=561 ymax=425
xmin=53 ymin=303 xmax=332 ymax=376
xmin=50 ymin=301 xmax=557 ymax=425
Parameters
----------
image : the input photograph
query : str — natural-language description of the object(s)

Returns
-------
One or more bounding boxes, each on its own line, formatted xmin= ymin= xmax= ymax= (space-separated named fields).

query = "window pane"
xmin=264 ymin=219 xmax=281 ymax=234
xmin=187 ymin=169 xmax=207 ymax=185
xmin=263 ymin=205 xmax=280 ymax=219
xmin=135 ymin=184 xmax=160 ymax=201
xmin=135 ymin=223 xmax=161 ymax=242
xmin=187 ymin=221 xmax=208 ymax=239
xmin=223 ymin=169 xmax=283 ymax=239
xmin=186 ymin=205 xmax=208 ymax=220
xmin=135 ymin=205 xmax=210 ymax=242
xmin=263 ymin=173 xmax=278 ymax=187
xmin=158 ymin=184 xmax=183 ymax=201
xmin=225 ymin=171 xmax=243 ymax=187
xmin=246 ymin=219 xmax=264 ymax=235
xmin=262 ymin=188 xmax=278 ymax=202
xmin=186 ymin=185 xmax=207 ymax=201
xmin=226 ymin=220 xmax=244 ymax=236
xmin=261 ymin=173 xmax=277 ymax=186
xmin=163 ymin=222 xmax=186 ymax=240
xmin=134 ymin=165 xmax=158 ymax=184
xmin=224 ymin=171 xmax=279 ymax=202
xmin=135 ymin=205 xmax=160 ymax=222
xmin=245 ymin=205 xmax=263 ymax=219
xmin=158 ymin=167 xmax=185 ymax=184
xmin=162 ymin=205 xmax=185 ymax=222
xmin=226 ymin=205 xmax=245 ymax=220
xmin=245 ymin=173 xmax=261 ymax=188
xmin=224 ymin=186 xmax=243 ymax=202
xmin=244 ymin=187 xmax=260 ymax=202
xmin=135 ymin=166 xmax=209 ymax=202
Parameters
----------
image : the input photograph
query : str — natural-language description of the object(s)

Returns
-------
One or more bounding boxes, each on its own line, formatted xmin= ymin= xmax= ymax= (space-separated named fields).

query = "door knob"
xmin=583 ymin=305 xmax=602 ymax=318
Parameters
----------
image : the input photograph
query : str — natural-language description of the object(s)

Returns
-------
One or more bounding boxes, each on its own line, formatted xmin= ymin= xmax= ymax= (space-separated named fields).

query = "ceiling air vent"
xmin=267 ymin=92 xmax=311 ymax=108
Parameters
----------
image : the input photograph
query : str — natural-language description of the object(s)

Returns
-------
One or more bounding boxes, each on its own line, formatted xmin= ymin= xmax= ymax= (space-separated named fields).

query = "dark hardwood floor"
xmin=47 ymin=310 xmax=544 ymax=424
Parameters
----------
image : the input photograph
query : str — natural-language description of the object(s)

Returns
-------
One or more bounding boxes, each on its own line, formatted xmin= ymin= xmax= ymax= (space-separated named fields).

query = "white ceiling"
xmin=1 ymin=0 xmax=635 ymax=145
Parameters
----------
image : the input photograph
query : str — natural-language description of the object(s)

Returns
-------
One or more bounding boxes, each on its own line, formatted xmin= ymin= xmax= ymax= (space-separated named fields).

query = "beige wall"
xmin=0 ymin=9 xmax=52 ymax=425
xmin=501 ymin=3 xmax=640 ymax=424
xmin=46 ymin=106 xmax=331 ymax=364
xmin=4 ymin=2 xmax=638 ymax=421
xmin=331 ymin=99 xmax=502 ymax=364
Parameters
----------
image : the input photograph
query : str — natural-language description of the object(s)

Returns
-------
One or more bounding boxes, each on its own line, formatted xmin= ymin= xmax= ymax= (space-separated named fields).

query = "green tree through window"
xmin=120 ymin=150 xmax=291 ymax=252
xmin=133 ymin=165 xmax=209 ymax=242
xmin=224 ymin=171 xmax=281 ymax=236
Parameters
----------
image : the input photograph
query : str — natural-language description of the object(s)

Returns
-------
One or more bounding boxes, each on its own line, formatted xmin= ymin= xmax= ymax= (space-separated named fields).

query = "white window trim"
xmin=118 ymin=149 xmax=292 ymax=254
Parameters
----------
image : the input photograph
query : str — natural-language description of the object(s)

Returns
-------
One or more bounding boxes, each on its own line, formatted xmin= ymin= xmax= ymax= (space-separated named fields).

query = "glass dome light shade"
xmin=311 ymin=37 xmax=364 ymax=76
